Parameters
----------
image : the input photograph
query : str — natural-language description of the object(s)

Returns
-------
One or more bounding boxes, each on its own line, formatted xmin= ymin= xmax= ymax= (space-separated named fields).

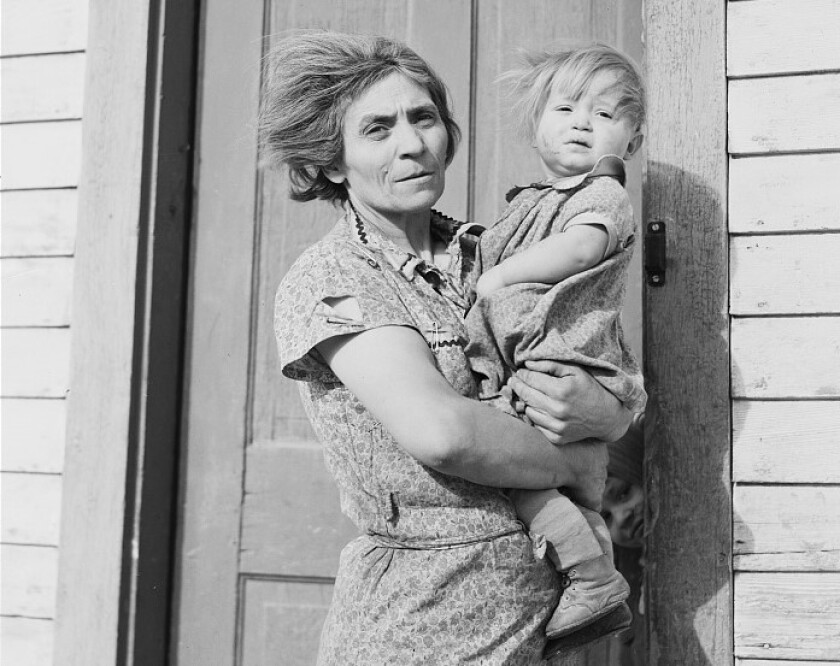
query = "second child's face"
xmin=535 ymin=71 xmax=642 ymax=178
xmin=601 ymin=477 xmax=645 ymax=548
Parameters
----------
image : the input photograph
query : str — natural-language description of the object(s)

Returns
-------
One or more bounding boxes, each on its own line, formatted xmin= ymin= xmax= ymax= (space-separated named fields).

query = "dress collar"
xmin=505 ymin=154 xmax=627 ymax=202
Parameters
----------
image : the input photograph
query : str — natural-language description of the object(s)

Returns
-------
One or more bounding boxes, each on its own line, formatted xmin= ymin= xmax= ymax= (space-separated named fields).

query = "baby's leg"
xmin=509 ymin=488 xmax=631 ymax=643
xmin=509 ymin=488 xmax=602 ymax=569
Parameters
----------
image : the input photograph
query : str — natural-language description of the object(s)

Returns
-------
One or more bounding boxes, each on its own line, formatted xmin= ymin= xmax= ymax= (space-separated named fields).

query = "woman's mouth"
xmin=395 ymin=171 xmax=433 ymax=183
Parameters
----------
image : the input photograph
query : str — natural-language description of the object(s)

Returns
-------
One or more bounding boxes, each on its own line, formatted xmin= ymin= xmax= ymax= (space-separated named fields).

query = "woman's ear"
xmin=624 ymin=133 xmax=644 ymax=159
xmin=323 ymin=164 xmax=347 ymax=185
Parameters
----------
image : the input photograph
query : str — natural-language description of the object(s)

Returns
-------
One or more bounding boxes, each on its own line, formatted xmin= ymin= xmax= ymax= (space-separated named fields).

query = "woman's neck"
xmin=350 ymin=199 xmax=438 ymax=264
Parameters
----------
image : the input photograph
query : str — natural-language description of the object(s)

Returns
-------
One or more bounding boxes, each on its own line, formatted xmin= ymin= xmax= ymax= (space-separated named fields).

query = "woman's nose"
xmin=395 ymin=123 xmax=425 ymax=155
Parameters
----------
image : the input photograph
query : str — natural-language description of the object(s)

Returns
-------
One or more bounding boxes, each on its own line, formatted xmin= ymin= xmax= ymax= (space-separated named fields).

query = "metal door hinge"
xmin=645 ymin=220 xmax=667 ymax=286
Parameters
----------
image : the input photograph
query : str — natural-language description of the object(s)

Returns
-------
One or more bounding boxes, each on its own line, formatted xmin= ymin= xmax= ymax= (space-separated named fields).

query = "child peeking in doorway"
xmin=464 ymin=43 xmax=647 ymax=650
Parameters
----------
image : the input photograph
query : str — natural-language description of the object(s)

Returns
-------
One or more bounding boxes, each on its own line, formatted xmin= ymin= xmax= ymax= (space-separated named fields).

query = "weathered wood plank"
xmin=734 ymin=485 xmax=840 ymax=571
xmin=0 ymin=190 xmax=78 ymax=257
xmin=240 ymin=442 xmax=357 ymax=576
xmin=1 ymin=472 xmax=62 ymax=545
xmin=733 ymin=401 xmax=840 ymax=483
xmin=729 ymin=74 xmax=840 ymax=154
xmin=0 ymin=544 xmax=58 ymax=618
xmin=729 ymin=154 xmax=840 ymax=234
xmin=732 ymin=317 xmax=840 ymax=398
xmin=1 ymin=399 xmax=67 ymax=473
xmin=0 ymin=53 xmax=86 ymax=122
xmin=735 ymin=572 xmax=840 ymax=660
xmin=730 ymin=235 xmax=840 ymax=315
xmin=240 ymin=577 xmax=334 ymax=666
xmin=0 ymin=329 xmax=71 ymax=398
xmin=1 ymin=0 xmax=88 ymax=56
xmin=0 ymin=617 xmax=54 ymax=666
xmin=727 ymin=0 xmax=840 ymax=77
xmin=1 ymin=257 xmax=74 ymax=326
xmin=0 ymin=122 xmax=82 ymax=190
xmin=644 ymin=0 xmax=730 ymax=663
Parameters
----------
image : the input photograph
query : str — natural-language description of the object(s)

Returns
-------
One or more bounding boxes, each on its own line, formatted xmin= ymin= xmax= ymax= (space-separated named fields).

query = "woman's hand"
xmin=507 ymin=360 xmax=633 ymax=445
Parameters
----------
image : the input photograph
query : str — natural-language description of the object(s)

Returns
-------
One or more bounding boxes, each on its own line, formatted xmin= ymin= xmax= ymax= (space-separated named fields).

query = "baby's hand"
xmin=475 ymin=266 xmax=508 ymax=299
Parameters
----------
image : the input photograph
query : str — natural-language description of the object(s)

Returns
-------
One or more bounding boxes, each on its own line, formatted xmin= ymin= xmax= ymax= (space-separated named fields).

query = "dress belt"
xmin=366 ymin=525 xmax=523 ymax=551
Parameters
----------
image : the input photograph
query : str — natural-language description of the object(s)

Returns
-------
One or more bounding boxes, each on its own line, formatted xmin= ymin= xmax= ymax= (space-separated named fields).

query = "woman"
xmin=263 ymin=32 xmax=632 ymax=664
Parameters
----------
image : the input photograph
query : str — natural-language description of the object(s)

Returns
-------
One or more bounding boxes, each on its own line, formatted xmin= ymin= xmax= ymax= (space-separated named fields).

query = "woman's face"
xmin=601 ymin=477 xmax=645 ymax=548
xmin=327 ymin=72 xmax=449 ymax=221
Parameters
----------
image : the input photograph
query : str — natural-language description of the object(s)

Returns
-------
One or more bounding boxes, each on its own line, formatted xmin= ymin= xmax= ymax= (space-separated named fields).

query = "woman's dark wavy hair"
xmin=259 ymin=31 xmax=461 ymax=204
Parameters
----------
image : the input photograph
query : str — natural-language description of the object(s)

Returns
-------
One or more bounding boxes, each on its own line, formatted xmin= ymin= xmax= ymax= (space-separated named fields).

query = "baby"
xmin=464 ymin=44 xmax=648 ymax=649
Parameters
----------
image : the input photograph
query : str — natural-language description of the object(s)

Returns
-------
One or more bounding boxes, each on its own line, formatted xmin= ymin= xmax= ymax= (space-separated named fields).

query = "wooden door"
xmin=175 ymin=2 xmax=642 ymax=664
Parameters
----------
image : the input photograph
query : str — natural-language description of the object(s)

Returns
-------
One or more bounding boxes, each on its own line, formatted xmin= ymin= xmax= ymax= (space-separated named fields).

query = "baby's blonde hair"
xmin=504 ymin=43 xmax=646 ymax=141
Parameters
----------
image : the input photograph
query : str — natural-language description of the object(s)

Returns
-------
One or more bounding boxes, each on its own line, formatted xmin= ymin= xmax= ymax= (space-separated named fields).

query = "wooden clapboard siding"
xmin=730 ymin=235 xmax=840 ymax=315
xmin=727 ymin=0 xmax=840 ymax=660
xmin=734 ymin=486 xmax=840 ymax=571
xmin=0 ymin=329 xmax=71 ymax=398
xmin=734 ymin=572 xmax=840 ymax=660
xmin=1 ymin=399 xmax=67 ymax=473
xmin=731 ymin=317 xmax=840 ymax=398
xmin=727 ymin=0 xmax=840 ymax=77
xmin=1 ymin=2 xmax=90 ymax=663
xmin=729 ymin=74 xmax=840 ymax=154
xmin=0 ymin=617 xmax=54 ymax=666
xmin=729 ymin=154 xmax=840 ymax=234
xmin=1 ymin=53 xmax=86 ymax=122
xmin=1 ymin=473 xmax=62 ymax=545
xmin=1 ymin=0 xmax=89 ymax=56
xmin=0 ymin=545 xmax=58 ymax=618
xmin=1 ymin=257 xmax=74 ymax=326
xmin=733 ymin=401 xmax=840 ymax=483
xmin=737 ymin=661 xmax=840 ymax=666
xmin=1 ymin=190 xmax=78 ymax=257
xmin=0 ymin=121 xmax=83 ymax=190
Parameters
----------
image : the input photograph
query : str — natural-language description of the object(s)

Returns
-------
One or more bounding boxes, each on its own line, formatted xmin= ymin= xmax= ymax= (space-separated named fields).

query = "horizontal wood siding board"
xmin=734 ymin=572 xmax=840 ymax=660
xmin=729 ymin=74 xmax=840 ymax=154
xmin=1 ymin=472 xmax=62 ymax=545
xmin=727 ymin=0 xmax=840 ymax=77
xmin=737 ymin=661 xmax=840 ymax=666
xmin=731 ymin=317 xmax=840 ymax=398
xmin=1 ymin=257 xmax=74 ymax=326
xmin=1 ymin=53 xmax=86 ymax=122
xmin=734 ymin=485 xmax=840 ymax=571
xmin=1 ymin=399 xmax=67 ymax=473
xmin=0 ymin=190 xmax=78 ymax=257
xmin=729 ymin=154 xmax=840 ymax=234
xmin=0 ymin=329 xmax=71 ymax=398
xmin=0 ymin=544 xmax=58 ymax=618
xmin=0 ymin=617 xmax=55 ymax=666
xmin=1 ymin=0 xmax=89 ymax=56
xmin=0 ymin=122 xmax=82 ymax=190
xmin=733 ymin=401 xmax=840 ymax=483
xmin=730 ymin=234 xmax=840 ymax=315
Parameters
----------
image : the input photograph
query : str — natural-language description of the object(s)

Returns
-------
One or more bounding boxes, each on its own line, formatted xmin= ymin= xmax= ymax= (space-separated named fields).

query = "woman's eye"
xmin=365 ymin=125 xmax=388 ymax=138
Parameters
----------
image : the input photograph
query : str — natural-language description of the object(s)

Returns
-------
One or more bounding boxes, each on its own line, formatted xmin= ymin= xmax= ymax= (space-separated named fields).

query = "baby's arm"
xmin=476 ymin=222 xmax=610 ymax=298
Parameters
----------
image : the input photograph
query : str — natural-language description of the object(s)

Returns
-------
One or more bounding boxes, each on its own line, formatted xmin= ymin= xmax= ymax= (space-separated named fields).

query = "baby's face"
xmin=601 ymin=476 xmax=644 ymax=548
xmin=534 ymin=71 xmax=641 ymax=178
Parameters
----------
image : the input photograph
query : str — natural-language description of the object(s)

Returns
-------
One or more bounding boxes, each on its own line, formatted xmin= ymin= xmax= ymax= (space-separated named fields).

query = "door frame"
xmin=643 ymin=0 xmax=731 ymax=663
xmin=54 ymin=0 xmax=200 ymax=664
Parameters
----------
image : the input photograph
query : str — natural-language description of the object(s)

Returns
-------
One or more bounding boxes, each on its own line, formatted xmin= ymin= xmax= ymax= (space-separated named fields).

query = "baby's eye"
xmin=556 ymin=105 xmax=573 ymax=113
xmin=596 ymin=110 xmax=614 ymax=119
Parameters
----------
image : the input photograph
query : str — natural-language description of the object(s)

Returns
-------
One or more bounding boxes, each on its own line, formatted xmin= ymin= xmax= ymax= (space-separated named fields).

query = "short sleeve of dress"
xmin=274 ymin=240 xmax=417 ymax=382
xmin=561 ymin=177 xmax=635 ymax=259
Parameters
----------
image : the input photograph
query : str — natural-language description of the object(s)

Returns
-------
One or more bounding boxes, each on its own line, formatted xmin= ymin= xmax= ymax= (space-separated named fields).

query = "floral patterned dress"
xmin=274 ymin=208 xmax=560 ymax=664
